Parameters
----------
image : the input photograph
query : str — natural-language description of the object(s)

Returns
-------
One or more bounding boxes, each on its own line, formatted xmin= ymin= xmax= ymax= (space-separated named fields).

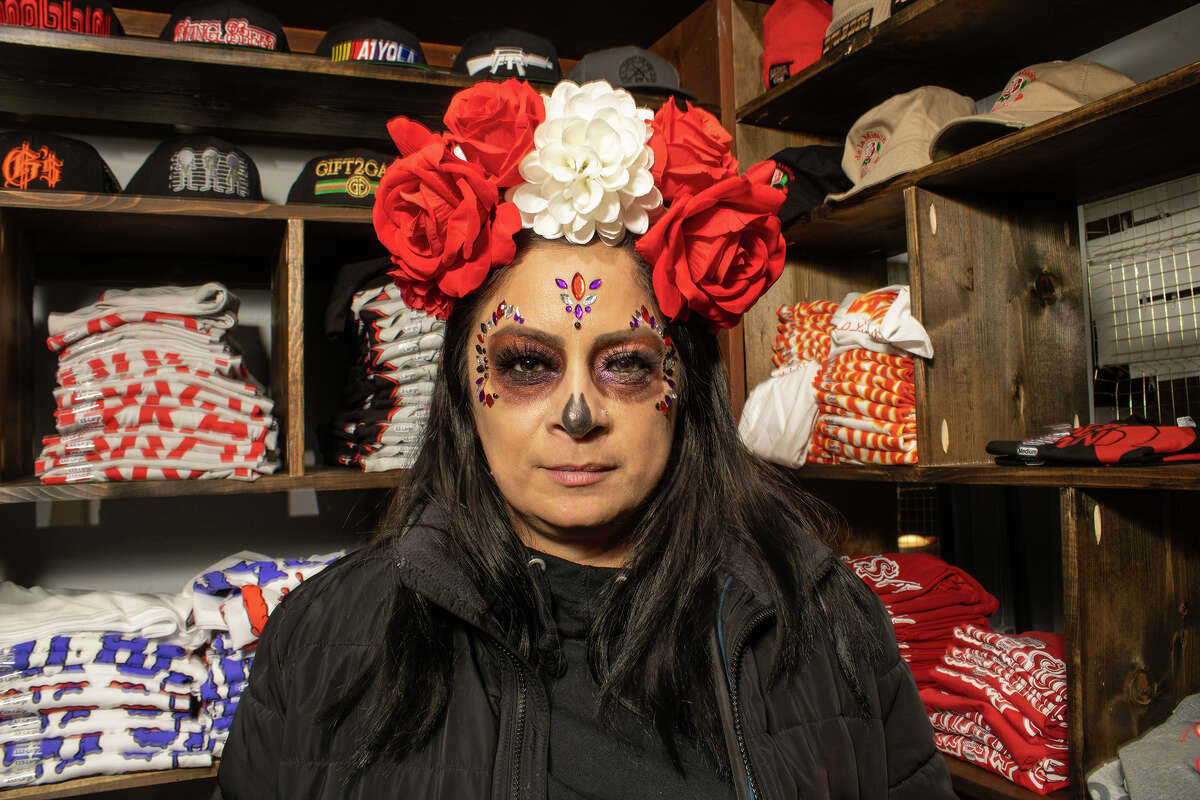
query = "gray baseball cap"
xmin=567 ymin=46 xmax=695 ymax=100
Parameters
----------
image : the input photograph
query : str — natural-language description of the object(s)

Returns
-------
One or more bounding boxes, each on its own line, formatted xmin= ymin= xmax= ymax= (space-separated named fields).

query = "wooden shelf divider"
xmin=0 ymin=765 xmax=218 ymax=799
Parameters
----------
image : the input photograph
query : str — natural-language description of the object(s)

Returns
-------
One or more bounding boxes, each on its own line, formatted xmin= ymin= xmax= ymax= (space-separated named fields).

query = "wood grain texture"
xmin=0 ymin=210 xmax=33 ymax=481
xmin=1061 ymin=488 xmax=1200 ymax=786
xmin=943 ymin=754 xmax=1069 ymax=800
xmin=790 ymin=463 xmax=1200 ymax=491
xmin=650 ymin=0 xmax=721 ymax=112
xmin=270 ymin=220 xmax=305 ymax=476
xmin=0 ymin=765 xmax=218 ymax=799
xmin=0 ymin=189 xmax=372 ymax=223
xmin=908 ymin=187 xmax=1088 ymax=466
xmin=736 ymin=0 xmax=1195 ymax=134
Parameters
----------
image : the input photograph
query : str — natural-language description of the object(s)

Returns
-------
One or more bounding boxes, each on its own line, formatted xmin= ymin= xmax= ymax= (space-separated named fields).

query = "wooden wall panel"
xmin=0 ymin=210 xmax=33 ymax=481
xmin=1061 ymin=487 xmax=1200 ymax=787
xmin=908 ymin=187 xmax=1088 ymax=466
xmin=650 ymin=0 xmax=722 ymax=113
xmin=271 ymin=220 xmax=305 ymax=476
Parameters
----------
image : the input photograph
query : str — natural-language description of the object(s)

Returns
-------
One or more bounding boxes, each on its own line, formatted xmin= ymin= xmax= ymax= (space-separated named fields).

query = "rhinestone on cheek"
xmin=475 ymin=301 xmax=523 ymax=407
xmin=631 ymin=306 xmax=678 ymax=416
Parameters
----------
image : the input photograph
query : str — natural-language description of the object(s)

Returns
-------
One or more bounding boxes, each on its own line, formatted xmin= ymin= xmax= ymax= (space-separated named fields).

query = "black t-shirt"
xmin=536 ymin=551 xmax=735 ymax=800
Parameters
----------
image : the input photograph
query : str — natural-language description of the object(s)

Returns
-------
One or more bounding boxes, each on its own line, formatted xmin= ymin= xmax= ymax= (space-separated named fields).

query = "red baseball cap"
xmin=762 ymin=0 xmax=832 ymax=89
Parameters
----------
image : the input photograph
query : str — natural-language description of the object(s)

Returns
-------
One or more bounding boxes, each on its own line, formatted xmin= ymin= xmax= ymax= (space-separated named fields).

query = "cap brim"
xmin=929 ymin=108 xmax=1065 ymax=161
xmin=623 ymin=84 xmax=697 ymax=102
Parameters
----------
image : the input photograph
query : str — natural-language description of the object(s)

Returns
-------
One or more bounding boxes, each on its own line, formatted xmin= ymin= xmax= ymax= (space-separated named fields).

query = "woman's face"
xmin=467 ymin=240 xmax=677 ymax=560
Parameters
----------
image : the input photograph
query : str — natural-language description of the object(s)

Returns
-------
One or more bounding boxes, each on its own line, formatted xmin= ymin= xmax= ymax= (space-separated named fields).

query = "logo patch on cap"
xmin=2 ymin=142 xmax=63 ymax=190
xmin=854 ymin=132 xmax=887 ymax=177
xmin=769 ymin=163 xmax=794 ymax=190
xmin=331 ymin=39 xmax=418 ymax=64
xmin=168 ymin=146 xmax=251 ymax=197
xmin=993 ymin=69 xmax=1037 ymax=112
xmin=465 ymin=47 xmax=555 ymax=77
xmin=312 ymin=155 xmax=386 ymax=199
xmin=768 ymin=63 xmax=791 ymax=87
xmin=823 ymin=9 xmax=872 ymax=55
xmin=618 ymin=55 xmax=656 ymax=85
xmin=173 ymin=17 xmax=277 ymax=49
xmin=1 ymin=0 xmax=117 ymax=34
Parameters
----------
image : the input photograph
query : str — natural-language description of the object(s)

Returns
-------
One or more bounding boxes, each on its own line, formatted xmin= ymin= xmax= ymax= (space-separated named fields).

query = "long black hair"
xmin=325 ymin=235 xmax=887 ymax=777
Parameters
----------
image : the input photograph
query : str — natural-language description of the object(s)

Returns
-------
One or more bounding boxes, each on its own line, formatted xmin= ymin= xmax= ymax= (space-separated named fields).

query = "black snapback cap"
xmin=0 ymin=0 xmax=124 ymax=35
xmin=287 ymin=149 xmax=393 ymax=207
xmin=568 ymin=46 xmax=693 ymax=100
xmin=125 ymin=136 xmax=262 ymax=200
xmin=765 ymin=146 xmax=851 ymax=227
xmin=316 ymin=18 xmax=426 ymax=67
xmin=0 ymin=131 xmax=119 ymax=193
xmin=452 ymin=28 xmax=561 ymax=83
xmin=160 ymin=0 xmax=288 ymax=52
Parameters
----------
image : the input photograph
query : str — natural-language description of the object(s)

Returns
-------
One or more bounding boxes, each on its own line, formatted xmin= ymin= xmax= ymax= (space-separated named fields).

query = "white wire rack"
xmin=1085 ymin=173 xmax=1200 ymax=422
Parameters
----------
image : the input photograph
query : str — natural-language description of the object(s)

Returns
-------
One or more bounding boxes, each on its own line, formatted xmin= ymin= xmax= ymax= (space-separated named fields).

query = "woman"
xmin=218 ymin=79 xmax=954 ymax=799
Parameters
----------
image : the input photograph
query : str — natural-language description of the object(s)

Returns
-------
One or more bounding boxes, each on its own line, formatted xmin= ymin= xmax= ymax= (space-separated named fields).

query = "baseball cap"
xmin=762 ymin=0 xmax=832 ymax=88
xmin=0 ymin=132 xmax=120 ymax=193
xmin=160 ymin=0 xmax=288 ymax=52
xmin=452 ymin=28 xmax=561 ymax=83
xmin=762 ymin=146 xmax=852 ymax=225
xmin=929 ymin=61 xmax=1135 ymax=161
xmin=568 ymin=46 xmax=693 ymax=100
xmin=125 ymin=136 xmax=263 ymax=200
xmin=315 ymin=18 xmax=427 ymax=68
xmin=823 ymin=0 xmax=890 ymax=54
xmin=0 ymin=0 xmax=123 ymax=35
xmin=287 ymin=149 xmax=393 ymax=207
xmin=826 ymin=86 xmax=974 ymax=203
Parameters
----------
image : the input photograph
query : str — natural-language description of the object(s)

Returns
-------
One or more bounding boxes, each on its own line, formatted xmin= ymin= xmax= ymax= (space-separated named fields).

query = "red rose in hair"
xmin=636 ymin=174 xmax=786 ymax=329
xmin=648 ymin=101 xmax=738 ymax=204
xmin=443 ymin=78 xmax=545 ymax=189
xmin=374 ymin=117 xmax=522 ymax=319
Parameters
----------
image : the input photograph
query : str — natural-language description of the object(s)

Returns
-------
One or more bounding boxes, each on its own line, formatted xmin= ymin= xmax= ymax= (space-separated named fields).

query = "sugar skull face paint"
xmin=557 ymin=272 xmax=602 ymax=329
xmin=630 ymin=305 xmax=678 ymax=415
xmin=474 ymin=301 xmax=524 ymax=406
xmin=468 ymin=240 xmax=676 ymax=554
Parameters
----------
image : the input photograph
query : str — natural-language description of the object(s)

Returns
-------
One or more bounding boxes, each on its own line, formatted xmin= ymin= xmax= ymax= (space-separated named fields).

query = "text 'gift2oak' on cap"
xmin=929 ymin=61 xmax=1136 ymax=161
xmin=315 ymin=18 xmax=427 ymax=67
xmin=287 ymin=149 xmax=393 ymax=207
xmin=826 ymin=85 xmax=974 ymax=203
xmin=124 ymin=136 xmax=263 ymax=200
xmin=0 ymin=0 xmax=124 ymax=36
xmin=568 ymin=46 xmax=693 ymax=100
xmin=452 ymin=28 xmax=561 ymax=83
xmin=160 ymin=0 xmax=288 ymax=52
xmin=0 ymin=131 xmax=119 ymax=193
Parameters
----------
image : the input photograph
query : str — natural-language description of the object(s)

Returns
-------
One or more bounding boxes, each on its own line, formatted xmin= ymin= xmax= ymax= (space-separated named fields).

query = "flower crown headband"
xmin=373 ymin=78 xmax=786 ymax=328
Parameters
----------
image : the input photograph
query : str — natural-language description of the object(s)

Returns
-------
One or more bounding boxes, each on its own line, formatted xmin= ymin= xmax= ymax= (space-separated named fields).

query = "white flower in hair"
xmin=509 ymin=80 xmax=663 ymax=246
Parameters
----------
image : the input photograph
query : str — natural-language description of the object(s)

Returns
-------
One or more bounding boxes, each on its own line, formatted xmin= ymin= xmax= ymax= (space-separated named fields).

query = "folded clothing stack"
xmin=325 ymin=280 xmax=443 ymax=472
xmin=187 ymin=550 xmax=343 ymax=756
xmin=1087 ymin=693 xmax=1200 ymax=800
xmin=809 ymin=285 xmax=930 ymax=465
xmin=36 ymin=284 xmax=279 ymax=483
xmin=841 ymin=554 xmax=998 ymax=687
xmin=920 ymin=626 xmax=1069 ymax=795
xmin=771 ymin=299 xmax=838 ymax=369
xmin=0 ymin=584 xmax=210 ymax=788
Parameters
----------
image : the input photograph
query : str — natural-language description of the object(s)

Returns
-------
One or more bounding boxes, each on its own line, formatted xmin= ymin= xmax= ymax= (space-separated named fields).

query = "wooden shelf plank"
xmin=736 ymin=0 xmax=1194 ymax=136
xmin=0 ymin=467 xmax=404 ymax=504
xmin=781 ymin=61 xmax=1200 ymax=255
xmin=944 ymin=755 xmax=1069 ymax=800
xmin=0 ymin=190 xmax=371 ymax=223
xmin=0 ymin=765 xmax=217 ymax=799
xmin=796 ymin=462 xmax=1200 ymax=491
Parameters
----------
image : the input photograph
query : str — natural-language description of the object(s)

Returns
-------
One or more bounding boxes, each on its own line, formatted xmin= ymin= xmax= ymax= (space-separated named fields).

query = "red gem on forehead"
xmin=571 ymin=272 xmax=586 ymax=302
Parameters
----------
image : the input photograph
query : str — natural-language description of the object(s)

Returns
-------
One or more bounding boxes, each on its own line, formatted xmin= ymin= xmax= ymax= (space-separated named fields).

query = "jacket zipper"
xmin=508 ymin=652 xmax=528 ymax=800
xmin=728 ymin=608 xmax=774 ymax=800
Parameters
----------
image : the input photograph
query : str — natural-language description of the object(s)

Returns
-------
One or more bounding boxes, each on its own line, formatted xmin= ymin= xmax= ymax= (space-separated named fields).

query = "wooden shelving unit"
xmin=943 ymin=756 xmax=1069 ymax=800
xmin=0 ymin=766 xmax=218 ymax=799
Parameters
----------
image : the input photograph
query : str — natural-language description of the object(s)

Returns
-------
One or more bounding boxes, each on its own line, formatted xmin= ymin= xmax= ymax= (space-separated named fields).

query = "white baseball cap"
xmin=929 ymin=61 xmax=1135 ymax=161
xmin=826 ymin=86 xmax=975 ymax=203
xmin=823 ymin=0 xmax=892 ymax=53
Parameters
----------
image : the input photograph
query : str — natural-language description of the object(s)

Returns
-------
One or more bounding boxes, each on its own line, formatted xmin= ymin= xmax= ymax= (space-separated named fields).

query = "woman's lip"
xmin=542 ymin=465 xmax=615 ymax=487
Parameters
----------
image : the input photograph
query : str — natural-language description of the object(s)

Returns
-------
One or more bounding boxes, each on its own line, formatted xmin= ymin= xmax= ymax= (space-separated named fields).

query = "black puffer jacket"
xmin=218 ymin=517 xmax=956 ymax=799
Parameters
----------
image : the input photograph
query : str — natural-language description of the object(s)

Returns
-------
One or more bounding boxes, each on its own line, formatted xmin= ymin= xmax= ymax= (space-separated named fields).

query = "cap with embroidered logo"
xmin=826 ymin=86 xmax=974 ymax=203
xmin=0 ymin=131 xmax=119 ymax=193
xmin=125 ymin=135 xmax=263 ymax=200
xmin=160 ymin=0 xmax=288 ymax=52
xmin=929 ymin=61 xmax=1135 ymax=161
xmin=762 ymin=0 xmax=831 ymax=88
xmin=452 ymin=28 xmax=561 ymax=83
xmin=287 ymin=149 xmax=393 ymax=207
xmin=763 ymin=146 xmax=851 ymax=226
xmin=315 ymin=18 xmax=427 ymax=68
xmin=0 ymin=0 xmax=124 ymax=36
xmin=567 ymin=46 xmax=693 ymax=100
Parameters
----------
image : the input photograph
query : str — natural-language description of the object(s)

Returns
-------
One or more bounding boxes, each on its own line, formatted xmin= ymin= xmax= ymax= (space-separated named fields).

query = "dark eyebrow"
xmin=592 ymin=329 xmax=663 ymax=350
xmin=489 ymin=325 xmax=565 ymax=349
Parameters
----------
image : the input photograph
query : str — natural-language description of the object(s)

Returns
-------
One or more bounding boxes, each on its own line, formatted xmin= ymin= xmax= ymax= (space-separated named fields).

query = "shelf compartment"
xmin=0 ymin=765 xmax=217 ymax=799
xmin=736 ymin=0 xmax=1194 ymax=136
xmin=796 ymin=463 xmax=1200 ymax=491
xmin=943 ymin=754 xmax=1068 ymax=800
xmin=781 ymin=61 xmax=1200 ymax=255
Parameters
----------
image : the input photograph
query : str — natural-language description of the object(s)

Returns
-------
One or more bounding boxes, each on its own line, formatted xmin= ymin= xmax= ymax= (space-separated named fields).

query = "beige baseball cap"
xmin=929 ymin=61 xmax=1135 ymax=161
xmin=823 ymin=0 xmax=892 ymax=53
xmin=826 ymin=86 xmax=975 ymax=203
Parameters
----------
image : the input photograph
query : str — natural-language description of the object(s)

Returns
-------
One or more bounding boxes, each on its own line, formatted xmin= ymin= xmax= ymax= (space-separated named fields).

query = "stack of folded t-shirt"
xmin=771 ymin=299 xmax=838 ymax=369
xmin=810 ymin=285 xmax=932 ymax=465
xmin=0 ymin=583 xmax=210 ymax=788
xmin=35 ymin=284 xmax=279 ymax=483
xmin=186 ymin=550 xmax=343 ymax=756
xmin=920 ymin=625 xmax=1070 ymax=795
xmin=841 ymin=553 xmax=998 ymax=689
xmin=325 ymin=279 xmax=442 ymax=472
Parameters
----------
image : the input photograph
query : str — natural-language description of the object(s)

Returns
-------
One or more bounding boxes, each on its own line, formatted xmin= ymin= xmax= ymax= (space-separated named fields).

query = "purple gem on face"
xmin=565 ymin=306 xmax=573 ymax=313
xmin=589 ymin=279 xmax=602 ymax=290
xmin=664 ymin=396 xmax=673 ymax=408
xmin=584 ymin=306 xmax=591 ymax=313
xmin=575 ymin=305 xmax=584 ymax=320
xmin=555 ymin=278 xmax=568 ymax=289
